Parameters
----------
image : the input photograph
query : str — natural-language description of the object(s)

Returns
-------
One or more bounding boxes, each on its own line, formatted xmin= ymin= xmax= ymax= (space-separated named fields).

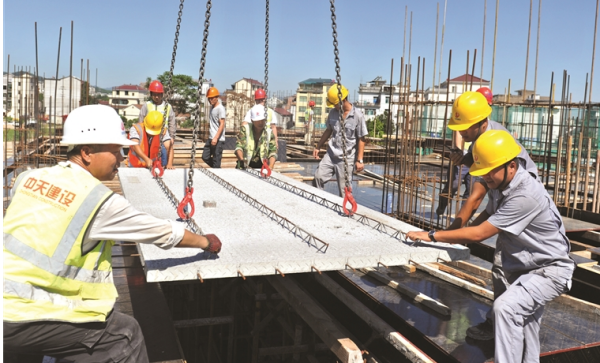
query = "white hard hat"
xmin=250 ymin=104 xmax=267 ymax=122
xmin=61 ymin=105 xmax=137 ymax=147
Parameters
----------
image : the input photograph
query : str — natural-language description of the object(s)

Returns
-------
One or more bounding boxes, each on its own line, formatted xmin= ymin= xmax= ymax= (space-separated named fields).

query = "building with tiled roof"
xmin=294 ymin=78 xmax=335 ymax=127
xmin=109 ymin=84 xmax=148 ymax=108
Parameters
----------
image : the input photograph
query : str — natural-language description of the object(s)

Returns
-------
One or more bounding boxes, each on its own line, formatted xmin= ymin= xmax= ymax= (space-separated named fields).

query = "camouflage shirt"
xmin=235 ymin=125 xmax=278 ymax=167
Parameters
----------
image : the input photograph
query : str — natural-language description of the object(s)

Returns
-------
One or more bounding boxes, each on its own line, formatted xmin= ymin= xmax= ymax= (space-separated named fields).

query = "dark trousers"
xmin=202 ymin=141 xmax=224 ymax=168
xmin=4 ymin=310 xmax=148 ymax=363
xmin=437 ymin=164 xmax=472 ymax=214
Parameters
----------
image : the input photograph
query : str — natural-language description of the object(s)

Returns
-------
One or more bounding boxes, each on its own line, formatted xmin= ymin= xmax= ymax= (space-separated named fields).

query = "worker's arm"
xmin=355 ymin=136 xmax=365 ymax=172
xmin=313 ymin=126 xmax=333 ymax=159
xmin=406 ymin=220 xmax=499 ymax=245
xmin=177 ymin=230 xmax=221 ymax=253
xmin=130 ymin=142 xmax=152 ymax=167
xmin=271 ymin=124 xmax=278 ymax=145
xmin=446 ymin=181 xmax=488 ymax=230
xmin=268 ymin=134 xmax=278 ymax=169
xmin=212 ymin=118 xmax=225 ymax=145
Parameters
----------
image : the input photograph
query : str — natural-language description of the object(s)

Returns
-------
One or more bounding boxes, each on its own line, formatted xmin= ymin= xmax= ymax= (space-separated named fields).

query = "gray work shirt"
xmin=326 ymin=105 xmax=368 ymax=160
xmin=209 ymin=103 xmax=226 ymax=141
xmin=465 ymin=120 xmax=540 ymax=180
xmin=485 ymin=166 xmax=575 ymax=274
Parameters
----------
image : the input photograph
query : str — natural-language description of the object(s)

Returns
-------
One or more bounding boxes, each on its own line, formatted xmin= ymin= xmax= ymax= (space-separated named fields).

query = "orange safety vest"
xmin=127 ymin=123 xmax=162 ymax=167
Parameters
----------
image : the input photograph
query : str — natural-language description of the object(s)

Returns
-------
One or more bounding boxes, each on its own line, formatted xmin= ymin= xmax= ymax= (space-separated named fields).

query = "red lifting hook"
xmin=342 ymin=186 xmax=357 ymax=216
xmin=151 ymin=159 xmax=164 ymax=177
xmin=177 ymin=187 xmax=195 ymax=219
xmin=260 ymin=159 xmax=272 ymax=178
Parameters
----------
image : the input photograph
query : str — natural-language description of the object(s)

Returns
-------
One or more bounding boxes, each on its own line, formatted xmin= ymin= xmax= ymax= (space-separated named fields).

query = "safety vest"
xmin=146 ymin=100 xmax=171 ymax=121
xmin=305 ymin=108 xmax=312 ymax=123
xmin=242 ymin=124 xmax=272 ymax=165
xmin=3 ymin=164 xmax=117 ymax=323
xmin=128 ymin=122 xmax=162 ymax=167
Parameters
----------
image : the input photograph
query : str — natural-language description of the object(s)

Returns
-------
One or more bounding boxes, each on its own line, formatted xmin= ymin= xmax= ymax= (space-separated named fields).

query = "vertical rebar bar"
xmin=491 ymin=0 xmax=499 ymax=91
xmin=480 ymin=0 xmax=487 ymax=87
xmin=34 ymin=23 xmax=40 ymax=168
xmin=53 ymin=28 xmax=62 ymax=158
xmin=523 ymin=0 xmax=533 ymax=101
xmin=533 ymin=0 xmax=542 ymax=101
xmin=583 ymin=137 xmax=592 ymax=211
xmin=381 ymin=58 xmax=394 ymax=214
xmin=69 ymin=21 xmax=73 ymax=113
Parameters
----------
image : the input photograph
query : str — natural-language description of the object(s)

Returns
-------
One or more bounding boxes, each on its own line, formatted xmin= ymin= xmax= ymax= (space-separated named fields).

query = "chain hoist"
xmin=177 ymin=0 xmax=212 ymax=220
xmin=153 ymin=0 xmax=185 ymax=178
xmin=260 ymin=0 xmax=272 ymax=178
xmin=330 ymin=0 xmax=357 ymax=216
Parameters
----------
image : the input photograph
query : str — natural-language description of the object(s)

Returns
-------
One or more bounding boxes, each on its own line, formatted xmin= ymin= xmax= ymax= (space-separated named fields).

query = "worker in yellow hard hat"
xmin=127 ymin=110 xmax=172 ymax=168
xmin=312 ymin=84 xmax=368 ymax=197
xmin=139 ymin=80 xmax=176 ymax=169
xmin=202 ymin=87 xmax=226 ymax=168
xmin=3 ymin=105 xmax=222 ymax=362
xmin=408 ymin=130 xmax=574 ymax=363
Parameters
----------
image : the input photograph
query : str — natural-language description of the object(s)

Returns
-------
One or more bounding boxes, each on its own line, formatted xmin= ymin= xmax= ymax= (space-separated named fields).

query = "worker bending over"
xmin=202 ymin=87 xmax=226 ymax=168
xmin=242 ymin=89 xmax=279 ymax=145
xmin=313 ymin=84 xmax=368 ymax=197
xmin=139 ymin=80 xmax=176 ymax=169
xmin=128 ymin=110 xmax=172 ymax=168
xmin=408 ymin=130 xmax=574 ymax=363
xmin=4 ymin=105 xmax=222 ymax=363
xmin=235 ymin=104 xmax=278 ymax=170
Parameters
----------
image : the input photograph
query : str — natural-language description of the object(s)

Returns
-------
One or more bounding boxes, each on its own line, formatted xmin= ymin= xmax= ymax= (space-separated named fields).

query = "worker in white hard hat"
xmin=128 ymin=110 xmax=173 ymax=168
xmin=313 ymin=84 xmax=368 ymax=197
xmin=3 ymin=104 xmax=222 ymax=362
xmin=235 ymin=104 xmax=278 ymax=170
xmin=407 ymin=130 xmax=574 ymax=363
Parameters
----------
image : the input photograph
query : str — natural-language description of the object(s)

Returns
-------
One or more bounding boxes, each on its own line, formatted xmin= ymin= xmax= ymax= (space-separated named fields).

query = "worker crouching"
xmin=407 ymin=130 xmax=574 ymax=363
xmin=3 ymin=105 xmax=222 ymax=362
xmin=235 ymin=104 xmax=278 ymax=170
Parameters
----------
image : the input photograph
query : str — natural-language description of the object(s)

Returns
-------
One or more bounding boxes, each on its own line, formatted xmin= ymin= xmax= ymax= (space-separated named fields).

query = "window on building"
xmin=315 ymin=116 xmax=322 ymax=123
xmin=385 ymin=96 xmax=390 ymax=104
xmin=132 ymin=93 xmax=135 ymax=96
xmin=315 ymin=98 xmax=322 ymax=105
xmin=299 ymin=96 xmax=307 ymax=103
xmin=299 ymin=106 xmax=306 ymax=113
xmin=117 ymin=91 xmax=120 ymax=95
xmin=299 ymin=116 xmax=306 ymax=123
xmin=125 ymin=91 xmax=129 ymax=96
xmin=451 ymin=86 xmax=456 ymax=92
xmin=314 ymin=107 xmax=321 ymax=115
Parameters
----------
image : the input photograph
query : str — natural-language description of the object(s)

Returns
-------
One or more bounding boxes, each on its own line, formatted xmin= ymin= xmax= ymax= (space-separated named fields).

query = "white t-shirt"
xmin=243 ymin=107 xmax=279 ymax=126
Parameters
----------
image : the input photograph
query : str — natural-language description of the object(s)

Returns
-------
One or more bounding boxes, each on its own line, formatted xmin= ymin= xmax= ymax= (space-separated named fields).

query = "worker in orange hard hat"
xmin=201 ymin=87 xmax=226 ymax=168
xmin=304 ymin=100 xmax=316 ymax=146
xmin=138 ymin=80 xmax=176 ymax=169
xmin=128 ymin=110 xmax=172 ymax=168
xmin=242 ymin=88 xmax=279 ymax=145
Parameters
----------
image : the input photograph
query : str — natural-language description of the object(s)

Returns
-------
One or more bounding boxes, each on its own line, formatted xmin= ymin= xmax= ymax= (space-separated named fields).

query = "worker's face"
xmin=481 ymin=161 xmax=517 ymax=190
xmin=256 ymin=98 xmax=265 ymax=105
xmin=86 ymin=144 xmax=125 ymax=181
xmin=151 ymin=92 xmax=163 ymax=104
xmin=459 ymin=119 xmax=487 ymax=142
xmin=208 ymin=96 xmax=219 ymax=107
xmin=252 ymin=120 xmax=266 ymax=132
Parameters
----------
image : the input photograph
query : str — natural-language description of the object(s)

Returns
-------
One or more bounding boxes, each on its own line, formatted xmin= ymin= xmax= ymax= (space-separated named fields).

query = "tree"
xmin=366 ymin=111 xmax=395 ymax=138
xmin=155 ymin=72 xmax=198 ymax=114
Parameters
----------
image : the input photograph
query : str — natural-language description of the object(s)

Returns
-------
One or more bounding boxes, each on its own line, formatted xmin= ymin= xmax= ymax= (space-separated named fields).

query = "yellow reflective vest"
xmin=146 ymin=101 xmax=171 ymax=122
xmin=3 ymin=164 xmax=117 ymax=323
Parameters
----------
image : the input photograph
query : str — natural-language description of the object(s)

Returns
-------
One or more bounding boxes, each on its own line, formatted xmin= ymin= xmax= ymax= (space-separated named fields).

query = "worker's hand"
xmin=236 ymin=160 xmax=246 ymax=170
xmin=211 ymin=137 xmax=218 ymax=146
xmin=313 ymin=148 xmax=321 ymax=159
xmin=166 ymin=163 xmax=175 ymax=170
xmin=449 ymin=150 xmax=464 ymax=165
xmin=406 ymin=231 xmax=431 ymax=243
xmin=355 ymin=160 xmax=364 ymax=173
xmin=203 ymin=234 xmax=222 ymax=254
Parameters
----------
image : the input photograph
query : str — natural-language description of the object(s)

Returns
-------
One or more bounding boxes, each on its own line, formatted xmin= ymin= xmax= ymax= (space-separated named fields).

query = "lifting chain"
xmin=154 ymin=0 xmax=185 ymax=178
xmin=260 ymin=0 xmax=272 ymax=178
xmin=178 ymin=0 xmax=211 ymax=220
xmin=330 ymin=0 xmax=356 ymax=215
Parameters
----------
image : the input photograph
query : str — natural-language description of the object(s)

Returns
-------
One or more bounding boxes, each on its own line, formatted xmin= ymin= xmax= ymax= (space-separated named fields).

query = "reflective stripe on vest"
xmin=243 ymin=124 xmax=272 ymax=165
xmin=146 ymin=101 xmax=171 ymax=121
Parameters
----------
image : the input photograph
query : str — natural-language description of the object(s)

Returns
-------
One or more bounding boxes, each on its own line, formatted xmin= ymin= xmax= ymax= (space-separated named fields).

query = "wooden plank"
xmin=414 ymin=262 xmax=494 ymax=300
xmin=431 ymin=263 xmax=487 ymax=287
xmin=445 ymin=260 xmax=493 ymax=279
xmin=361 ymin=268 xmax=451 ymax=316
xmin=266 ymin=276 xmax=363 ymax=363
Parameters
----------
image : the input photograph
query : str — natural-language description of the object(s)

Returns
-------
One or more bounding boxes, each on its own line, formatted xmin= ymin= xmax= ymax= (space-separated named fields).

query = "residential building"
xmin=223 ymin=78 xmax=263 ymax=128
xmin=274 ymin=107 xmax=293 ymax=129
xmin=230 ymin=78 xmax=263 ymax=99
xmin=294 ymin=78 xmax=335 ymax=127
xmin=116 ymin=103 xmax=143 ymax=121
xmin=424 ymin=74 xmax=490 ymax=102
xmin=44 ymin=76 xmax=84 ymax=123
xmin=355 ymin=76 xmax=407 ymax=124
xmin=109 ymin=84 xmax=147 ymax=108
xmin=3 ymin=71 xmax=45 ymax=120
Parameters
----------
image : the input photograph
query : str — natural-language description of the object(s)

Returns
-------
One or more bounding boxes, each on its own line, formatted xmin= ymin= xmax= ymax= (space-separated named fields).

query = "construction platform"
xmin=118 ymin=167 xmax=469 ymax=282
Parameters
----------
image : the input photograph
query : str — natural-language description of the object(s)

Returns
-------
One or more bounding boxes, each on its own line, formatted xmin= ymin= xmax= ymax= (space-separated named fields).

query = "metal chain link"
xmin=263 ymin=0 xmax=270 ymax=157
xmin=157 ymin=0 xmax=184 ymax=165
xmin=189 ymin=0 xmax=212 ymax=191
xmin=330 ymin=0 xmax=350 ymax=188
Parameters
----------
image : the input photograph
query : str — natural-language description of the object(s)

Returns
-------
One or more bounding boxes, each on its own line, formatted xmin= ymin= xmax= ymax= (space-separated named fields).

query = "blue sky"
xmin=3 ymin=0 xmax=600 ymax=102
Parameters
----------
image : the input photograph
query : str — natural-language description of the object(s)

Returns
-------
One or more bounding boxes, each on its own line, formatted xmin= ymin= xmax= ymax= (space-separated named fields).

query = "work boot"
xmin=466 ymin=319 xmax=494 ymax=341
xmin=435 ymin=206 xmax=445 ymax=216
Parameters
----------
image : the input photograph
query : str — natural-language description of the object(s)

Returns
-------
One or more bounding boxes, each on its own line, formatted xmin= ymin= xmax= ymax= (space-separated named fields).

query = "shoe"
xmin=466 ymin=319 xmax=494 ymax=341
xmin=435 ymin=207 xmax=444 ymax=216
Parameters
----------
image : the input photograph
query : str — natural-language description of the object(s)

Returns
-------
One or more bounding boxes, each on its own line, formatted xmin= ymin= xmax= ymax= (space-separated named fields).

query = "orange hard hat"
xmin=149 ymin=80 xmax=164 ymax=93
xmin=255 ymin=89 xmax=266 ymax=100
xmin=207 ymin=87 xmax=220 ymax=98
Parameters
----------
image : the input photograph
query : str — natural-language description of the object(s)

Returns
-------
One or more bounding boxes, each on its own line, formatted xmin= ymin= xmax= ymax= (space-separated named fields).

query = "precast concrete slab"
xmin=118 ymin=168 xmax=469 ymax=282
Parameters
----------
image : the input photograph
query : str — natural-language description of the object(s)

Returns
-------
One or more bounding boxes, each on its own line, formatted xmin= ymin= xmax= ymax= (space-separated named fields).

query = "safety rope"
xmin=330 ymin=0 xmax=356 ymax=216
xmin=260 ymin=0 xmax=272 ymax=178
xmin=177 ymin=0 xmax=212 ymax=219
xmin=153 ymin=0 xmax=185 ymax=178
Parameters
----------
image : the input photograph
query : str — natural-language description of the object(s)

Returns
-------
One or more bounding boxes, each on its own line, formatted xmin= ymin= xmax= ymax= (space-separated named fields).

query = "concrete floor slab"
xmin=118 ymin=168 xmax=469 ymax=282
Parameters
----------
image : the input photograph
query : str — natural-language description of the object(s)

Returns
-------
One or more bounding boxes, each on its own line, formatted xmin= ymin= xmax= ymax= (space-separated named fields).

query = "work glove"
xmin=203 ymin=234 xmax=222 ymax=254
xmin=236 ymin=160 xmax=246 ymax=170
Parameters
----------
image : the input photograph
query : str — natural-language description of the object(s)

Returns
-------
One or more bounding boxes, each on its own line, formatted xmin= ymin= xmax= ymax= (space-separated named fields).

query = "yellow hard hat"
xmin=469 ymin=130 xmax=522 ymax=176
xmin=448 ymin=91 xmax=492 ymax=131
xmin=144 ymin=110 xmax=164 ymax=136
xmin=326 ymin=84 xmax=349 ymax=107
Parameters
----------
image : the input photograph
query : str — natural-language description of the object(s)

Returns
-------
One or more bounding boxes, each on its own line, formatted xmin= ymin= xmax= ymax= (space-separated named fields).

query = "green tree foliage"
xmin=366 ymin=111 xmax=395 ymax=138
xmin=125 ymin=117 xmax=137 ymax=130
xmin=155 ymin=72 xmax=198 ymax=114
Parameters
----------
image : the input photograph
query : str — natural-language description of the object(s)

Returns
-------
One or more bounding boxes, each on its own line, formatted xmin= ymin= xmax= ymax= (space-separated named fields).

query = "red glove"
xmin=204 ymin=234 xmax=222 ymax=254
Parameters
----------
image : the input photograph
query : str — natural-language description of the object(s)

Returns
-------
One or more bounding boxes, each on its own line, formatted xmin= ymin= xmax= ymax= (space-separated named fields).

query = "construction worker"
xmin=242 ymin=88 xmax=279 ymax=145
xmin=476 ymin=86 xmax=494 ymax=105
xmin=128 ymin=110 xmax=172 ymax=168
xmin=235 ymin=104 xmax=278 ymax=170
xmin=305 ymin=100 xmax=316 ymax=146
xmin=312 ymin=84 xmax=368 ymax=197
xmin=3 ymin=105 xmax=222 ymax=362
xmin=442 ymin=91 xmax=541 ymax=341
xmin=407 ymin=130 xmax=574 ymax=363
xmin=202 ymin=87 xmax=226 ymax=168
xmin=139 ymin=80 xmax=176 ymax=169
